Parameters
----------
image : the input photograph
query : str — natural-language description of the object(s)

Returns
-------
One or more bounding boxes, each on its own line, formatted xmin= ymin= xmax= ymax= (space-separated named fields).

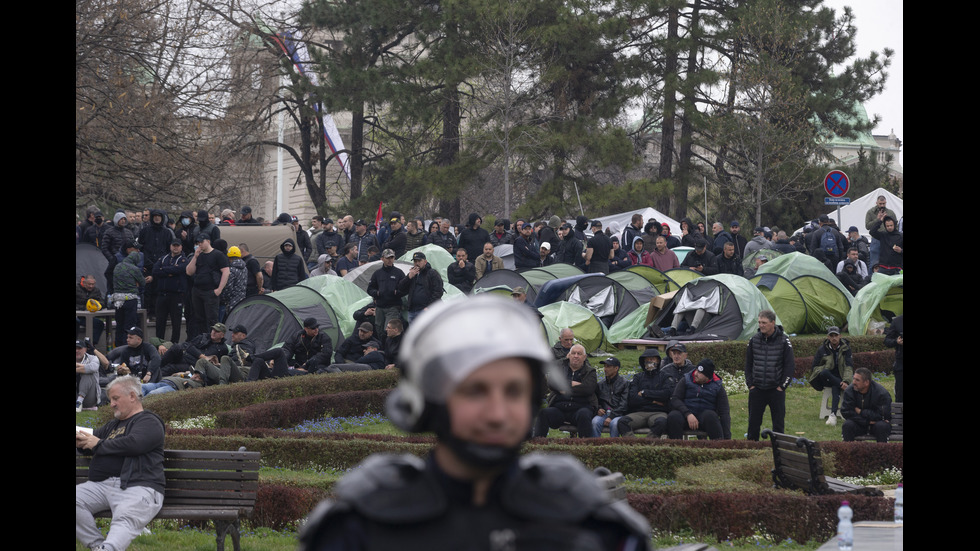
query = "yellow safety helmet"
xmin=86 ymin=299 xmax=102 ymax=312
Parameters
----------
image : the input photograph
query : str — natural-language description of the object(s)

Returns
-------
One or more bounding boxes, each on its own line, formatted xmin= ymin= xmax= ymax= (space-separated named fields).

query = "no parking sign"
xmin=824 ymin=170 xmax=849 ymax=198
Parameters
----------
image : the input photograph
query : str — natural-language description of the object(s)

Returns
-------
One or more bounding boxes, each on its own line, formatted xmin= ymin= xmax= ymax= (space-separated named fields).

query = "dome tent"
xmin=650 ymin=274 xmax=780 ymax=341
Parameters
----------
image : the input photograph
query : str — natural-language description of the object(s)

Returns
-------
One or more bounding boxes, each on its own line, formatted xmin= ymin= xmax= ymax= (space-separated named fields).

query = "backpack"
xmin=820 ymin=228 xmax=839 ymax=261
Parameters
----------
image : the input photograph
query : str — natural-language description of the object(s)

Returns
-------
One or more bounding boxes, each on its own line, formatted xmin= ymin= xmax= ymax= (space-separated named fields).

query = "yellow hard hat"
xmin=86 ymin=299 xmax=102 ymax=312
xmin=227 ymin=246 xmax=242 ymax=258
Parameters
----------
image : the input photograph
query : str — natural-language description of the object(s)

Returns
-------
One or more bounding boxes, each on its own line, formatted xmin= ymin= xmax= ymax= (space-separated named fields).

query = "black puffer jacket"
xmin=271 ymin=238 xmax=308 ymax=290
xmin=745 ymin=325 xmax=795 ymax=390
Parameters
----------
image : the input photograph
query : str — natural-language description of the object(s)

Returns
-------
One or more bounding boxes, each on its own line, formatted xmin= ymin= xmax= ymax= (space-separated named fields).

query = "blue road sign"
xmin=824 ymin=170 xmax=849 ymax=198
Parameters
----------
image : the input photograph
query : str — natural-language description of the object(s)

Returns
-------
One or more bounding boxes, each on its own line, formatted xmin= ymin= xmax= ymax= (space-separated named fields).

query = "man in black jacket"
xmin=335 ymin=322 xmax=376 ymax=363
xmin=616 ymin=349 xmax=679 ymax=437
xmin=76 ymin=376 xmax=165 ymax=551
xmin=270 ymin=238 xmax=308 ymax=291
xmin=446 ymin=248 xmax=476 ymax=294
xmin=106 ymin=327 xmax=161 ymax=383
xmin=367 ymin=249 xmax=406 ymax=330
xmin=247 ymin=318 xmax=334 ymax=379
xmin=666 ymin=358 xmax=731 ymax=440
xmin=744 ymin=310 xmax=794 ymax=440
xmin=590 ymin=357 xmax=630 ymax=437
xmin=841 ymin=368 xmax=892 ymax=442
xmin=152 ymin=239 xmax=187 ymax=342
xmin=398 ymin=252 xmax=444 ymax=322
xmin=534 ymin=344 xmax=597 ymax=438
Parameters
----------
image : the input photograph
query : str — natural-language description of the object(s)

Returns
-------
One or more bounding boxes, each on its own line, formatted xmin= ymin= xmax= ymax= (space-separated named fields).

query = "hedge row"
xmin=678 ymin=336 xmax=893 ymax=377
xmin=162 ymin=430 xmax=899 ymax=482
xmin=216 ymin=390 xmax=391 ymax=429
xmin=105 ymin=369 xmax=400 ymax=424
xmin=629 ymin=492 xmax=893 ymax=543
xmin=793 ymin=350 xmax=896 ymax=379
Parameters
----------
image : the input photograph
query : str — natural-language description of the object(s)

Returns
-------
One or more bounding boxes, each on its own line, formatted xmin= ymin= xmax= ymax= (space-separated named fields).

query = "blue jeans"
xmin=141 ymin=381 xmax=178 ymax=396
xmin=591 ymin=413 xmax=624 ymax=437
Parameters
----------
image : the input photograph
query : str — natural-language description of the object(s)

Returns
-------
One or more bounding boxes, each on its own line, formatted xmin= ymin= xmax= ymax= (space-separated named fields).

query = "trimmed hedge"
xmin=102 ymin=369 xmax=400 ymax=424
xmin=793 ymin=350 xmax=896 ymax=379
xmin=629 ymin=492 xmax=893 ymax=543
xmin=675 ymin=335 xmax=893 ymax=377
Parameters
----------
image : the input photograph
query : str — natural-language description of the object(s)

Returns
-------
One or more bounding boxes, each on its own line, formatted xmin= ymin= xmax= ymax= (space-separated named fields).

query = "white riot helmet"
xmin=386 ymin=295 xmax=562 ymax=465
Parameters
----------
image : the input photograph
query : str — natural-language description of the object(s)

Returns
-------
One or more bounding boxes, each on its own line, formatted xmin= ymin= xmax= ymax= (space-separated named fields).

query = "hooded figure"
xmin=270 ymin=238 xmax=308 ymax=291
xmin=190 ymin=209 xmax=220 ymax=244
xmin=138 ymin=209 xmax=175 ymax=268
xmin=836 ymin=258 xmax=865 ymax=296
xmin=627 ymin=236 xmax=653 ymax=267
xmin=456 ymin=212 xmax=491 ymax=261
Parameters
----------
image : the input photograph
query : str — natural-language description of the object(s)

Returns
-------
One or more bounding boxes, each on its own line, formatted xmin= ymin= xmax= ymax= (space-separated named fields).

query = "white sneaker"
xmin=826 ymin=415 xmax=837 ymax=426
xmin=76 ymin=398 xmax=83 ymax=413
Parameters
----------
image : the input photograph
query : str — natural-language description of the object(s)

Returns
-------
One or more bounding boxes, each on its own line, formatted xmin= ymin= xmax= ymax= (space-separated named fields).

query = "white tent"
xmin=587 ymin=207 xmax=682 ymax=239
xmin=822 ymin=187 xmax=903 ymax=239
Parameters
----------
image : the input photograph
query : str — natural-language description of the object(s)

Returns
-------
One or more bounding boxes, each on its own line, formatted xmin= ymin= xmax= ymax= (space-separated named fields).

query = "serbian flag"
xmin=374 ymin=203 xmax=384 ymax=228
xmin=272 ymin=31 xmax=352 ymax=182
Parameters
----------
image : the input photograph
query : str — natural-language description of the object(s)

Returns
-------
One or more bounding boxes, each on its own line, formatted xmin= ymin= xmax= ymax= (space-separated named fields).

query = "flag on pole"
xmin=271 ymin=31 xmax=351 ymax=182
xmin=374 ymin=202 xmax=384 ymax=229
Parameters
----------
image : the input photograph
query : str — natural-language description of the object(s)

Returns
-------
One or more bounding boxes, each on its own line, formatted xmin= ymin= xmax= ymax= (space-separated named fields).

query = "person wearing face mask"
xmin=175 ymin=210 xmax=196 ymax=251
xmin=616 ymin=349 xmax=680 ymax=437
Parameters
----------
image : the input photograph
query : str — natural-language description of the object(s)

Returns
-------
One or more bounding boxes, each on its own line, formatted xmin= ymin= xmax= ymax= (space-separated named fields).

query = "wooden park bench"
xmin=76 ymin=448 xmax=261 ymax=551
xmin=559 ymin=423 xmax=707 ymax=439
xmin=854 ymin=402 xmax=903 ymax=442
xmin=761 ymin=430 xmax=882 ymax=496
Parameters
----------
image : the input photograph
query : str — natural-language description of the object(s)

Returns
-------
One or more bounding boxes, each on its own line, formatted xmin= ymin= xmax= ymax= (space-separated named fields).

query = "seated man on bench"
xmin=76 ymin=375 xmax=165 ymax=551
xmin=841 ymin=367 xmax=892 ymax=442
xmin=666 ymin=358 xmax=731 ymax=440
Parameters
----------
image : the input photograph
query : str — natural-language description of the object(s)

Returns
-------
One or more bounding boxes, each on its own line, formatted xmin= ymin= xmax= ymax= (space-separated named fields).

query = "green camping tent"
xmin=847 ymin=272 xmax=903 ymax=335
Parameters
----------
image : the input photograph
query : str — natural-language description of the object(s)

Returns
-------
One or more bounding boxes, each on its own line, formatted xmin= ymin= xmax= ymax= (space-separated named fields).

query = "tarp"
xmin=76 ymin=243 xmax=109 ymax=296
xmin=588 ymin=207 xmax=682 ymax=242
xmin=217 ymin=225 xmax=298 ymax=264
xmin=563 ymin=275 xmax=646 ymax=327
xmin=625 ymin=265 xmax=673 ymax=294
xmin=473 ymin=269 xmax=535 ymax=302
xmin=651 ymin=274 xmax=779 ymax=341
xmin=846 ymin=272 xmax=903 ymax=335
xmin=662 ymin=268 xmax=704 ymax=292
xmin=607 ymin=302 xmax=651 ymax=344
xmin=755 ymin=252 xmax=852 ymax=333
xmin=494 ymin=244 xmax=515 ymax=270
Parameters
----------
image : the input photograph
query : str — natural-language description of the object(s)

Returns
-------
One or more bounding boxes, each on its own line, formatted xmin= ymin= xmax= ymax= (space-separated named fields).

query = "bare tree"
xmin=76 ymin=0 xmax=272 ymax=211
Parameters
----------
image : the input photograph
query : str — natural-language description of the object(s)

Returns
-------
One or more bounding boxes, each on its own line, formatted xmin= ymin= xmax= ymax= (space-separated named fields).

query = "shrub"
xmin=628 ymin=492 xmax=893 ymax=543
xmin=251 ymin=484 xmax=324 ymax=531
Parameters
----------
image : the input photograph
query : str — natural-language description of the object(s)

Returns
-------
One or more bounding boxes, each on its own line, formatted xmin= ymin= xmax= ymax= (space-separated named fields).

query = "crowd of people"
xmin=77 ymin=198 xmax=902 ymax=549
xmin=76 ymin=200 xmax=901 ymax=420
